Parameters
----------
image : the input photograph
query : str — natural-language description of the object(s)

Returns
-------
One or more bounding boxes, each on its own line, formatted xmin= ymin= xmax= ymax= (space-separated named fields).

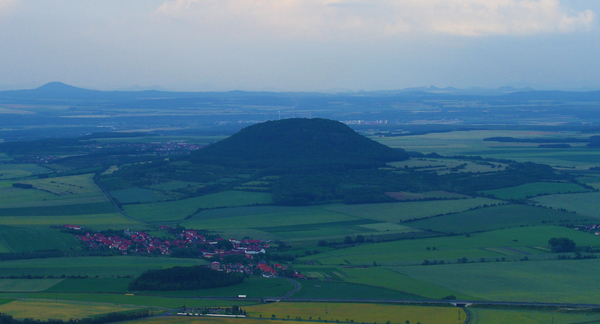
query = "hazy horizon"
xmin=1 ymin=0 xmax=599 ymax=92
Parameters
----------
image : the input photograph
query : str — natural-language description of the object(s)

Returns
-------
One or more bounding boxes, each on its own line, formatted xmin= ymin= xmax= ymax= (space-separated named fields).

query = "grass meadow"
xmin=292 ymin=280 xmax=424 ymax=300
xmin=0 ymin=256 xmax=207 ymax=277
xmin=0 ymin=164 xmax=50 ymax=179
xmin=124 ymin=191 xmax=273 ymax=223
xmin=0 ymin=226 xmax=79 ymax=252
xmin=45 ymin=278 xmax=131 ymax=293
xmin=110 ymin=188 xmax=169 ymax=204
xmin=0 ymin=213 xmax=146 ymax=230
xmin=325 ymin=198 xmax=501 ymax=223
xmin=301 ymin=226 xmax=599 ymax=266
xmin=137 ymin=277 xmax=293 ymax=298
xmin=407 ymin=204 xmax=583 ymax=234
xmin=468 ymin=307 xmax=600 ymax=324
xmin=481 ymin=182 xmax=590 ymax=200
xmin=533 ymin=191 xmax=600 ymax=219
xmin=0 ymin=279 xmax=63 ymax=292
xmin=0 ymin=299 xmax=143 ymax=320
xmin=394 ymin=258 xmax=600 ymax=303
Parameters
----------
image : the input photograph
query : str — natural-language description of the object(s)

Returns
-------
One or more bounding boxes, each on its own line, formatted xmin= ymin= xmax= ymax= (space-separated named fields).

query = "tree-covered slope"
xmin=190 ymin=118 xmax=409 ymax=168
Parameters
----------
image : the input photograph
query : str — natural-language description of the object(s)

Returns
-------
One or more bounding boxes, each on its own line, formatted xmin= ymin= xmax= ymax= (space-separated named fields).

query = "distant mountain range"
xmin=0 ymin=82 xmax=599 ymax=101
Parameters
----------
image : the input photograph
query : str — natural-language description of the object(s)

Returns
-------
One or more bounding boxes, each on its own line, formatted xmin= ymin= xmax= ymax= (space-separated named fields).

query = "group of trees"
xmin=128 ymin=265 xmax=244 ymax=291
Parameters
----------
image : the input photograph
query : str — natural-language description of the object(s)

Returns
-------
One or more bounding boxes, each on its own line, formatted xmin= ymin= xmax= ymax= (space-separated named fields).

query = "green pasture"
xmin=408 ymin=204 xmax=583 ymax=234
xmin=124 ymin=191 xmax=273 ymax=223
xmin=0 ymin=173 xmax=108 ymax=208
xmin=0 ymin=226 xmax=79 ymax=252
xmin=20 ymin=173 xmax=103 ymax=196
xmin=0 ymin=195 xmax=108 ymax=209
xmin=0 ymin=153 xmax=11 ymax=162
xmin=325 ymin=198 xmax=502 ymax=223
xmin=0 ymin=256 xmax=207 ymax=277
xmin=292 ymin=280 xmax=425 ymax=300
xmin=533 ymin=191 xmax=600 ymax=219
xmin=394 ymin=258 xmax=600 ymax=303
xmin=468 ymin=307 xmax=600 ymax=324
xmin=182 ymin=205 xmax=357 ymax=231
xmin=389 ymin=158 xmax=506 ymax=175
xmin=110 ymin=188 xmax=168 ymax=204
xmin=340 ymin=266 xmax=471 ymax=300
xmin=0 ymin=164 xmax=50 ymax=179
xmin=0 ymin=279 xmax=63 ymax=292
xmin=45 ymin=278 xmax=134 ymax=293
xmin=481 ymin=182 xmax=590 ymax=200
xmin=137 ymin=277 xmax=293 ymax=298
xmin=148 ymin=181 xmax=200 ymax=191
xmin=0 ymin=202 xmax=116 ymax=216
xmin=301 ymin=226 xmax=599 ymax=266
xmin=0 ymin=293 xmax=254 ymax=309
xmin=385 ymin=190 xmax=471 ymax=201
xmin=0 ymin=213 xmax=146 ymax=230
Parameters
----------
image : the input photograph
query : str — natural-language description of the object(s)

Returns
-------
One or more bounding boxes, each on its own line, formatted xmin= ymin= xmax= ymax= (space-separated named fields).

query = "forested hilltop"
xmin=190 ymin=118 xmax=409 ymax=168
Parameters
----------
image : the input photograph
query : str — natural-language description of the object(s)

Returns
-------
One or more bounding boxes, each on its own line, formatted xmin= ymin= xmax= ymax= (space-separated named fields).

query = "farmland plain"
xmin=124 ymin=191 xmax=273 ymax=223
xmin=394 ymin=258 xmax=600 ymax=303
xmin=481 ymin=182 xmax=590 ymax=200
xmin=0 ymin=256 xmax=207 ymax=277
xmin=407 ymin=204 xmax=584 ymax=234
xmin=533 ymin=191 xmax=600 ymax=218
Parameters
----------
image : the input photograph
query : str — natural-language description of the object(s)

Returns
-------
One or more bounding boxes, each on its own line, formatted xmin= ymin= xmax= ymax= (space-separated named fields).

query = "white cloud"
xmin=155 ymin=0 xmax=595 ymax=38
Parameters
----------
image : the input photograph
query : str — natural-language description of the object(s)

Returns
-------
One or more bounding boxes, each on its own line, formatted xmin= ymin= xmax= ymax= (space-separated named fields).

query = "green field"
xmin=0 ymin=202 xmax=116 ymax=216
xmin=0 ymin=226 xmax=79 ymax=252
xmin=324 ymin=198 xmax=502 ymax=223
xmin=301 ymin=226 xmax=599 ymax=266
xmin=0 ymin=213 xmax=146 ymax=230
xmin=340 ymin=266 xmax=472 ymax=300
xmin=468 ymin=307 xmax=600 ymax=324
xmin=137 ymin=277 xmax=293 ymax=298
xmin=44 ymin=278 xmax=131 ymax=293
xmin=0 ymin=164 xmax=50 ymax=179
xmin=407 ymin=204 xmax=584 ymax=234
xmin=0 ymin=279 xmax=63 ymax=292
xmin=292 ymin=280 xmax=425 ymax=300
xmin=533 ymin=191 xmax=600 ymax=218
xmin=110 ymin=188 xmax=168 ymax=204
xmin=385 ymin=190 xmax=471 ymax=201
xmin=481 ymin=182 xmax=590 ymax=200
xmin=124 ymin=191 xmax=273 ymax=223
xmin=394 ymin=258 xmax=600 ymax=303
xmin=0 ymin=173 xmax=109 ymax=208
xmin=0 ymin=256 xmax=207 ymax=277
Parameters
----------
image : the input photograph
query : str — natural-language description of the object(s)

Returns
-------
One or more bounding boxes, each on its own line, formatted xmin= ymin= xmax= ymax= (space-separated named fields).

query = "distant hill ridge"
xmin=190 ymin=118 xmax=409 ymax=168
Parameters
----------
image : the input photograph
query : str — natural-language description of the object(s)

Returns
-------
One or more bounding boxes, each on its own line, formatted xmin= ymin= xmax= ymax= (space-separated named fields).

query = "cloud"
xmin=155 ymin=0 xmax=595 ymax=38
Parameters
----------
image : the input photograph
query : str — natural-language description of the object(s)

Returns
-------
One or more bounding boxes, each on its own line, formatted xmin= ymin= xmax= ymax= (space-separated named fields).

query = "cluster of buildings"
xmin=12 ymin=155 xmax=60 ymax=164
xmin=572 ymin=224 xmax=600 ymax=235
xmin=69 ymin=225 xmax=271 ymax=257
xmin=83 ymin=142 xmax=204 ymax=155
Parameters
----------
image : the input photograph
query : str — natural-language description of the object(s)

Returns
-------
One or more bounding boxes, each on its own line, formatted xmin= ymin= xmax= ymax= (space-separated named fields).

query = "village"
xmin=64 ymin=224 xmax=305 ymax=279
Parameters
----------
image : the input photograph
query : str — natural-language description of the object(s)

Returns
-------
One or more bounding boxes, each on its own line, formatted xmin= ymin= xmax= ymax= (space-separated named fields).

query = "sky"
xmin=0 ymin=0 xmax=598 ymax=92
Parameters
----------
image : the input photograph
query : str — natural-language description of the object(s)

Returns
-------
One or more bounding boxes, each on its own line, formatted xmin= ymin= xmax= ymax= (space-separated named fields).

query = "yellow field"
xmin=245 ymin=302 xmax=465 ymax=324
xmin=127 ymin=318 xmax=290 ymax=324
xmin=0 ymin=299 xmax=143 ymax=320
xmin=469 ymin=308 xmax=600 ymax=324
